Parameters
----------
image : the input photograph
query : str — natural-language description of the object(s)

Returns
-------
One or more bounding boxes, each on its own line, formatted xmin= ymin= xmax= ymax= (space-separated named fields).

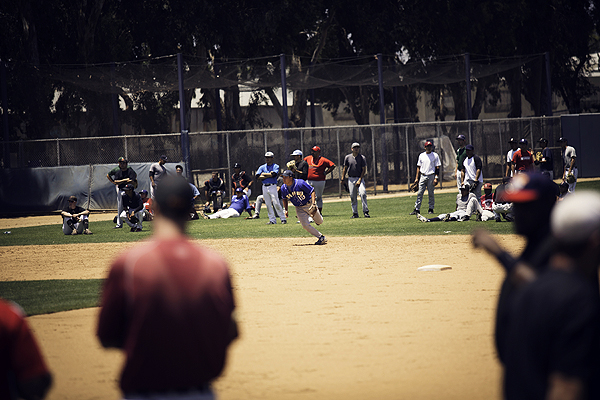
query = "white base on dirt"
xmin=418 ymin=265 xmax=452 ymax=272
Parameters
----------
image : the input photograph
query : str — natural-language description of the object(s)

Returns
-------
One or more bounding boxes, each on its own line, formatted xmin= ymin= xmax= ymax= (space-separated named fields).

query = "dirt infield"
xmin=1 ymin=223 xmax=525 ymax=400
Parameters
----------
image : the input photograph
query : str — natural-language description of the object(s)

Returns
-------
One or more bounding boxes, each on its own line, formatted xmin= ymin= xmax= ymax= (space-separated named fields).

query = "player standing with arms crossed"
xmin=280 ymin=170 xmax=327 ymax=245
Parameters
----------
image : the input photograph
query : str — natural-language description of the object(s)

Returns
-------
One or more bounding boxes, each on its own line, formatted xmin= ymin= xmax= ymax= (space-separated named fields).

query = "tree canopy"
xmin=1 ymin=0 xmax=599 ymax=138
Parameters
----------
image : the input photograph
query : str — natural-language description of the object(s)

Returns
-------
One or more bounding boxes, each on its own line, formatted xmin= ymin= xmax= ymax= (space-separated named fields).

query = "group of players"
xmin=200 ymin=144 xmax=366 ymax=246
xmin=411 ymin=134 xmax=578 ymax=224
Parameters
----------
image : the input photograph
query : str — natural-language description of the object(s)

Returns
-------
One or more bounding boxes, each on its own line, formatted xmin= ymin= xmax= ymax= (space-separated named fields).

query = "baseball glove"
xmin=308 ymin=204 xmax=318 ymax=217
xmin=409 ymin=181 xmax=419 ymax=192
xmin=128 ymin=215 xmax=139 ymax=224
xmin=286 ymin=160 xmax=296 ymax=169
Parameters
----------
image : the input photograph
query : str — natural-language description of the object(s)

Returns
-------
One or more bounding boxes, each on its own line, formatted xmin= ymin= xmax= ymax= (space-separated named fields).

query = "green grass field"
xmin=2 ymin=180 xmax=599 ymax=316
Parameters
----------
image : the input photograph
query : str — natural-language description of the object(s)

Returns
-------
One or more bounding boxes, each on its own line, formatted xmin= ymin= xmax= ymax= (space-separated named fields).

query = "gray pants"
xmin=415 ymin=174 xmax=435 ymax=211
xmin=295 ymin=204 xmax=323 ymax=238
xmin=62 ymin=216 xmax=89 ymax=235
xmin=348 ymin=177 xmax=368 ymax=215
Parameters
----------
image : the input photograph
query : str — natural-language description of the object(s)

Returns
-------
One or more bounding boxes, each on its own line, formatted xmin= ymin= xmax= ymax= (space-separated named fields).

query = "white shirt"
xmin=417 ymin=152 xmax=441 ymax=175
xmin=506 ymin=149 xmax=516 ymax=177
xmin=463 ymin=156 xmax=483 ymax=183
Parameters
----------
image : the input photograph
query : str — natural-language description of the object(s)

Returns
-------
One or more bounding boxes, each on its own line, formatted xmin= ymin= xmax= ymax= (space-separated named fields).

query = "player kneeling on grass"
xmin=417 ymin=183 xmax=483 ymax=222
xmin=201 ymin=187 xmax=253 ymax=219
xmin=61 ymin=195 xmax=92 ymax=235
xmin=121 ymin=184 xmax=144 ymax=232
xmin=280 ymin=170 xmax=327 ymax=245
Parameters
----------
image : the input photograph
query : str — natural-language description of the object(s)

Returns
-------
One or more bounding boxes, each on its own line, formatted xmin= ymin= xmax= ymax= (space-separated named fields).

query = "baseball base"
xmin=417 ymin=265 xmax=452 ymax=272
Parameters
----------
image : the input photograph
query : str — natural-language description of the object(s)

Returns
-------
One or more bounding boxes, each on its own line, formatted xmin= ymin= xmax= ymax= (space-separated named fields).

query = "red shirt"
xmin=512 ymin=149 xmax=534 ymax=172
xmin=97 ymin=237 xmax=235 ymax=394
xmin=305 ymin=155 xmax=335 ymax=181
xmin=0 ymin=300 xmax=51 ymax=400
xmin=480 ymin=193 xmax=494 ymax=211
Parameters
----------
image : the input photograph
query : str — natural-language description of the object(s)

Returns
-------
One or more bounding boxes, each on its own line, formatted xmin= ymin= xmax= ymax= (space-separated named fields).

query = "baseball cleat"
xmin=351 ymin=214 xmax=359 ymax=218
xmin=83 ymin=229 xmax=93 ymax=235
xmin=281 ymin=220 xmax=287 ymax=224
xmin=252 ymin=214 xmax=260 ymax=219
xmin=130 ymin=227 xmax=137 ymax=232
xmin=364 ymin=212 xmax=370 ymax=218
xmin=136 ymin=228 xmax=142 ymax=232
xmin=443 ymin=213 xmax=451 ymax=222
xmin=71 ymin=230 xmax=78 ymax=235
xmin=266 ymin=221 xmax=276 ymax=224
xmin=113 ymin=225 xmax=123 ymax=229
xmin=428 ymin=209 xmax=434 ymax=214
xmin=315 ymin=235 xmax=327 ymax=245
xmin=409 ymin=209 xmax=419 ymax=215
xmin=417 ymin=213 xmax=428 ymax=222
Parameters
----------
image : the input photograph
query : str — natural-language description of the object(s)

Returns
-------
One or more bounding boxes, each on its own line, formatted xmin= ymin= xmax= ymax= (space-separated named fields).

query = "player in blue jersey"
xmin=280 ymin=170 xmax=327 ymax=245
xmin=200 ymin=187 xmax=253 ymax=219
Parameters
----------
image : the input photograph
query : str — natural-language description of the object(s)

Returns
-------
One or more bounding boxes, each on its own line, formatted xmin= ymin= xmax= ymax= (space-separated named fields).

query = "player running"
xmin=280 ymin=170 xmax=327 ymax=245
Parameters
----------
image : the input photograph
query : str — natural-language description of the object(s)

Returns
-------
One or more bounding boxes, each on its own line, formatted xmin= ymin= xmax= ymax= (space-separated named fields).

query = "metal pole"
xmin=405 ymin=125 xmax=410 ymax=188
xmin=371 ymin=127 xmax=377 ymax=195
xmin=545 ymin=52 xmax=553 ymax=116
xmin=337 ymin=128 xmax=342 ymax=198
xmin=280 ymin=54 xmax=289 ymax=157
xmin=377 ymin=54 xmax=388 ymax=191
xmin=465 ymin=53 xmax=473 ymax=120
xmin=1 ymin=59 xmax=9 ymax=168
xmin=177 ymin=53 xmax=191 ymax=181
xmin=111 ymin=63 xmax=121 ymax=136
xmin=214 ymin=60 xmax=222 ymax=131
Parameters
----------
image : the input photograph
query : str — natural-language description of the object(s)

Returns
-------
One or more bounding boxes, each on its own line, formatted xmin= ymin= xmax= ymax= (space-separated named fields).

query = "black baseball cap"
xmin=465 ymin=144 xmax=474 ymax=151
xmin=503 ymin=173 xmax=556 ymax=203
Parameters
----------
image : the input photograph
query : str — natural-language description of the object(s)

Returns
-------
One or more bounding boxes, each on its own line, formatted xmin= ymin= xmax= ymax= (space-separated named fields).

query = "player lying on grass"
xmin=417 ymin=183 xmax=483 ymax=222
xmin=280 ymin=170 xmax=327 ymax=245
xmin=200 ymin=187 xmax=253 ymax=219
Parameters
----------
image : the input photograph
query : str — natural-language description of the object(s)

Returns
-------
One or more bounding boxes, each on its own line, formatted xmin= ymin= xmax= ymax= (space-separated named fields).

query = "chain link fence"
xmin=2 ymin=116 xmax=563 ymax=192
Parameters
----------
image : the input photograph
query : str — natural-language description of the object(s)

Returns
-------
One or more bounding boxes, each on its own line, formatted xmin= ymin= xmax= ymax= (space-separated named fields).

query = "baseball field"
xmin=7 ymin=183 xmax=597 ymax=400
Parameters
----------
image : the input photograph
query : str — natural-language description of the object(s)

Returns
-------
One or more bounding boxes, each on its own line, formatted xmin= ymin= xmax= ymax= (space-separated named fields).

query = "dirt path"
xmin=4 ymin=234 xmax=524 ymax=400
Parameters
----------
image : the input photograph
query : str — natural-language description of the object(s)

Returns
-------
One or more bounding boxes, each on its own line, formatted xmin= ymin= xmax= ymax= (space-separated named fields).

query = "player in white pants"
xmin=417 ymin=184 xmax=483 ymax=222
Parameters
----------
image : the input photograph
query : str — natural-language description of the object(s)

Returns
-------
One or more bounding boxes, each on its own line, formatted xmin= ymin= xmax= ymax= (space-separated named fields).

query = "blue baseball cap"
xmin=235 ymin=187 xmax=244 ymax=192
xmin=504 ymin=173 xmax=557 ymax=203
xmin=281 ymin=170 xmax=294 ymax=177
xmin=456 ymin=134 xmax=466 ymax=140
xmin=465 ymin=144 xmax=474 ymax=151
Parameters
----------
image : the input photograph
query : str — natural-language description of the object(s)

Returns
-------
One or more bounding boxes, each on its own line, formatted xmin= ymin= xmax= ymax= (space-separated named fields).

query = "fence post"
xmin=545 ymin=52 xmax=553 ymax=116
xmin=377 ymin=54 xmax=388 ymax=192
xmin=177 ymin=53 xmax=191 ymax=181
xmin=336 ymin=128 xmax=342 ymax=198
xmin=465 ymin=53 xmax=473 ymax=120
xmin=1 ymin=59 xmax=9 ymax=168
xmin=405 ymin=125 xmax=411 ymax=189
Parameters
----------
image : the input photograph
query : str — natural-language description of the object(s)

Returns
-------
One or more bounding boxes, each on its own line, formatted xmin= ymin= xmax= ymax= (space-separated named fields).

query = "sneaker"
xmin=315 ymin=235 xmax=327 ymax=245
xmin=351 ymin=214 xmax=359 ymax=219
xmin=266 ymin=221 xmax=276 ymax=225
xmin=443 ymin=213 xmax=451 ymax=222
xmin=281 ymin=220 xmax=287 ymax=224
xmin=409 ymin=209 xmax=419 ymax=215
xmin=416 ymin=213 xmax=428 ymax=222
xmin=364 ymin=212 xmax=370 ymax=218
xmin=113 ymin=225 xmax=123 ymax=229
xmin=252 ymin=214 xmax=260 ymax=219
xmin=83 ymin=229 xmax=93 ymax=235
xmin=428 ymin=209 xmax=434 ymax=214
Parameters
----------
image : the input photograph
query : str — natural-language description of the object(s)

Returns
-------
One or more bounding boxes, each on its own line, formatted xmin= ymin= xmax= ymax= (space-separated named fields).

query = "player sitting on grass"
xmin=417 ymin=183 xmax=483 ymax=222
xmin=200 ymin=187 xmax=253 ymax=219
xmin=61 ymin=195 xmax=92 ymax=235
xmin=280 ymin=170 xmax=327 ymax=245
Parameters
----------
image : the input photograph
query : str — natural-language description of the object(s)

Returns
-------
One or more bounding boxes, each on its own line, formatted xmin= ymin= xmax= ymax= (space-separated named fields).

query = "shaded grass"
xmin=0 ymin=279 xmax=104 ymax=316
